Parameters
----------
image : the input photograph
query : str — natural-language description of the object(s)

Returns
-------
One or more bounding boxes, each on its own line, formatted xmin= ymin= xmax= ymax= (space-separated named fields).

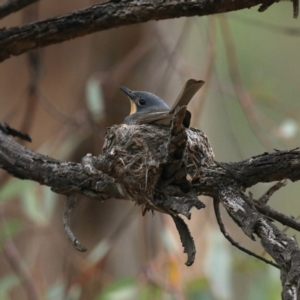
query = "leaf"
xmin=0 ymin=219 xmax=23 ymax=248
xmin=0 ymin=274 xmax=19 ymax=300
xmin=0 ymin=179 xmax=29 ymax=202
xmin=97 ymin=278 xmax=137 ymax=300
xmin=86 ymin=76 xmax=105 ymax=122
xmin=204 ymin=228 xmax=233 ymax=300
xmin=185 ymin=277 xmax=214 ymax=300
xmin=21 ymin=182 xmax=47 ymax=225
xmin=46 ymin=283 xmax=65 ymax=300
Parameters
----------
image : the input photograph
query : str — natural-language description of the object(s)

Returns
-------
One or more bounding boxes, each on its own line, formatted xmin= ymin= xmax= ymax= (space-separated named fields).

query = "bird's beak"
xmin=120 ymin=86 xmax=137 ymax=115
xmin=120 ymin=86 xmax=133 ymax=98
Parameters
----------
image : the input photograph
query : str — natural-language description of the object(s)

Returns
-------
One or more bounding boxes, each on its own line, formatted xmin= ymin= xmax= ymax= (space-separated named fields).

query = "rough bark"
xmin=0 ymin=124 xmax=123 ymax=201
xmin=1 ymin=122 xmax=300 ymax=298
xmin=0 ymin=0 xmax=298 ymax=297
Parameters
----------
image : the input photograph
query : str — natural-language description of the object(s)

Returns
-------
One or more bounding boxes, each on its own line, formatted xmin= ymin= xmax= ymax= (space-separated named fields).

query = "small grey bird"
xmin=120 ymin=79 xmax=204 ymax=128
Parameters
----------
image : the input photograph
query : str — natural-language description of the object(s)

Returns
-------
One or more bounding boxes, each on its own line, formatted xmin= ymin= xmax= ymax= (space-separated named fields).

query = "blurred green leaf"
xmin=42 ymin=185 xmax=58 ymax=220
xmin=160 ymin=226 xmax=180 ymax=252
xmin=65 ymin=284 xmax=82 ymax=300
xmin=2 ymin=218 xmax=22 ymax=237
xmin=86 ymin=76 xmax=105 ymax=122
xmin=0 ymin=179 xmax=29 ymax=202
xmin=97 ymin=278 xmax=137 ymax=300
xmin=246 ymin=265 xmax=281 ymax=300
xmin=21 ymin=182 xmax=47 ymax=225
xmin=139 ymin=283 xmax=163 ymax=300
xmin=0 ymin=274 xmax=19 ymax=300
xmin=0 ymin=219 xmax=23 ymax=248
xmin=205 ymin=228 xmax=232 ymax=300
xmin=46 ymin=283 xmax=65 ymax=300
xmin=232 ymin=255 xmax=270 ymax=273
xmin=185 ymin=277 xmax=214 ymax=300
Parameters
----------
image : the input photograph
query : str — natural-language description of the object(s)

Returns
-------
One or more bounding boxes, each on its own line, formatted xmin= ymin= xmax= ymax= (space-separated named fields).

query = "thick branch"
xmin=218 ymin=185 xmax=300 ymax=298
xmin=2 ymin=124 xmax=300 ymax=298
xmin=223 ymin=149 xmax=300 ymax=188
xmin=0 ymin=0 xmax=265 ymax=62
xmin=2 ymin=126 xmax=300 ymax=201
xmin=0 ymin=129 xmax=123 ymax=201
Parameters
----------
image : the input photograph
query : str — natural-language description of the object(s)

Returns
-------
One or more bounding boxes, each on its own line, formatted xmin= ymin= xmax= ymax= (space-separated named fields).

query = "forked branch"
xmin=1 ymin=122 xmax=300 ymax=298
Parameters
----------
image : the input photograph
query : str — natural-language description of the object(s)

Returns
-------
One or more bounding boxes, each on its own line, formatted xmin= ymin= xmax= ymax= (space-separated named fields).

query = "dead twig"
xmin=63 ymin=194 xmax=87 ymax=252
xmin=213 ymin=196 xmax=279 ymax=268
xmin=258 ymin=180 xmax=287 ymax=205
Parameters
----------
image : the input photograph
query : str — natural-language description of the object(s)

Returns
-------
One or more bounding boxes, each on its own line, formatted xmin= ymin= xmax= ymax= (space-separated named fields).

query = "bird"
xmin=120 ymin=79 xmax=205 ymax=128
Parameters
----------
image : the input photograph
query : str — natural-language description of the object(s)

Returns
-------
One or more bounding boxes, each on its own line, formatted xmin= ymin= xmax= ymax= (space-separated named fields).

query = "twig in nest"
xmin=163 ymin=106 xmax=188 ymax=180
xmin=63 ymin=194 xmax=87 ymax=252
xmin=213 ymin=197 xmax=279 ymax=268
xmin=168 ymin=106 xmax=188 ymax=159
xmin=258 ymin=180 xmax=287 ymax=205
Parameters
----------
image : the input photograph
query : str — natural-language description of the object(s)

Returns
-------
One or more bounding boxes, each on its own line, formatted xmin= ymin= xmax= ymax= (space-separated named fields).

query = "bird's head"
xmin=120 ymin=86 xmax=170 ymax=115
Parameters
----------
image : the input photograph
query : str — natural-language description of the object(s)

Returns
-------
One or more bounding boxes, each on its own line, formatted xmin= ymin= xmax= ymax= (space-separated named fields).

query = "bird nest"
xmin=101 ymin=124 xmax=215 ymax=208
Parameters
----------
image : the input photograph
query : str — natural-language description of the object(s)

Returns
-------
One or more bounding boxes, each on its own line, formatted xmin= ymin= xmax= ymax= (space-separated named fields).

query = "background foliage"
xmin=0 ymin=1 xmax=298 ymax=299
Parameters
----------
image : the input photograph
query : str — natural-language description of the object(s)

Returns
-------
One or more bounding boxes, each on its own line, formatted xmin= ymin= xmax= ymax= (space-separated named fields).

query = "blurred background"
xmin=0 ymin=1 xmax=299 ymax=299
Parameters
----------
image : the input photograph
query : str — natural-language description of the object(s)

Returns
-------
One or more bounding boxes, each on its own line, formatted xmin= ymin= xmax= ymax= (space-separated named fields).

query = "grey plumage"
xmin=120 ymin=79 xmax=204 ymax=128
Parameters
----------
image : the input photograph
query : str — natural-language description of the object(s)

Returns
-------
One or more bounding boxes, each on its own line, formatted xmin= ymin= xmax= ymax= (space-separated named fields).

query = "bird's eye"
xmin=139 ymin=99 xmax=146 ymax=106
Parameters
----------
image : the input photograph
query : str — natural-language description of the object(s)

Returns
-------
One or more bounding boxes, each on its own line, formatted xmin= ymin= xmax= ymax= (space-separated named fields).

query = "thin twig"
xmin=254 ymin=202 xmax=300 ymax=232
xmin=258 ymin=180 xmax=287 ymax=205
xmin=63 ymin=194 xmax=87 ymax=252
xmin=213 ymin=197 xmax=279 ymax=268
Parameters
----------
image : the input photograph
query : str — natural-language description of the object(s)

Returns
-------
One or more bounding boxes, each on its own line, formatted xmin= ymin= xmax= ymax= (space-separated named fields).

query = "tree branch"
xmin=0 ymin=125 xmax=123 ymax=201
xmin=218 ymin=149 xmax=300 ymax=189
xmin=2 ymin=123 xmax=300 ymax=297
xmin=0 ymin=0 xmax=268 ymax=62
xmin=218 ymin=185 xmax=300 ymax=299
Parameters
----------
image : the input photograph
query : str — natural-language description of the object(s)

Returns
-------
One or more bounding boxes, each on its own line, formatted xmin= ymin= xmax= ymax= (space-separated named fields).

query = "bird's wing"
xmin=139 ymin=110 xmax=172 ymax=126
xmin=169 ymin=79 xmax=205 ymax=113
xmin=123 ymin=109 xmax=171 ymax=126
xmin=137 ymin=109 xmax=191 ymax=127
